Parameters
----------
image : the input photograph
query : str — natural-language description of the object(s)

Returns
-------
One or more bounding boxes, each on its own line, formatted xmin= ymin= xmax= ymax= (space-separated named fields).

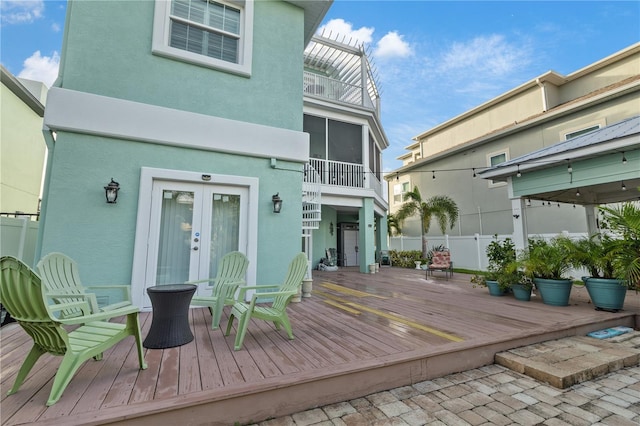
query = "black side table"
xmin=143 ymin=284 xmax=197 ymax=349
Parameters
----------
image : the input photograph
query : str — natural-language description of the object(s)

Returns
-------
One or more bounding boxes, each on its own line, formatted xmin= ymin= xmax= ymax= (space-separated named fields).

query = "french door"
xmin=143 ymin=180 xmax=248 ymax=307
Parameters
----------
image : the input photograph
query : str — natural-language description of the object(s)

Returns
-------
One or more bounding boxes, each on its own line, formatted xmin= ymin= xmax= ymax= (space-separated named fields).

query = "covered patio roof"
xmin=479 ymin=116 xmax=640 ymax=206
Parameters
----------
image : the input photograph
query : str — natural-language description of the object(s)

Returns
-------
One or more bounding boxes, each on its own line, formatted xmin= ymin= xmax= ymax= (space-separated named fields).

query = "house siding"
xmin=390 ymin=86 xmax=639 ymax=238
xmin=60 ymin=0 xmax=304 ymax=130
xmin=40 ymin=0 xmax=313 ymax=291
xmin=0 ymin=76 xmax=46 ymax=216
xmin=40 ymin=131 xmax=303 ymax=287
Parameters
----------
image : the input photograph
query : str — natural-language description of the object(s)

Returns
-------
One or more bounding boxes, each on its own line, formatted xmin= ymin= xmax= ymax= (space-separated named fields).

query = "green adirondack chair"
xmin=225 ymin=252 xmax=308 ymax=350
xmin=37 ymin=252 xmax=132 ymax=318
xmin=186 ymin=251 xmax=250 ymax=330
xmin=0 ymin=256 xmax=147 ymax=406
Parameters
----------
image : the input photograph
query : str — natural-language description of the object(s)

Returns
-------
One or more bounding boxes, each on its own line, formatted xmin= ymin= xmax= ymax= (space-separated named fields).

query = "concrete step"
xmin=495 ymin=330 xmax=640 ymax=389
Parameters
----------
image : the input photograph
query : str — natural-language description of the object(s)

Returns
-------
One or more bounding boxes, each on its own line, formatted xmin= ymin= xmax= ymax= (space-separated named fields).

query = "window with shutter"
xmin=152 ymin=0 xmax=253 ymax=76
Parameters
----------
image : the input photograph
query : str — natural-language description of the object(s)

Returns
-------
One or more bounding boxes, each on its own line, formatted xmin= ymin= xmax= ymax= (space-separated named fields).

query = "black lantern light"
xmin=104 ymin=178 xmax=120 ymax=203
xmin=272 ymin=193 xmax=282 ymax=213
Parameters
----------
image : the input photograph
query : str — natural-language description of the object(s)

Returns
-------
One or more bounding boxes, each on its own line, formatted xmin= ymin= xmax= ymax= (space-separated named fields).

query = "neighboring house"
xmin=39 ymin=0 xmax=336 ymax=309
xmin=387 ymin=43 xmax=640 ymax=246
xmin=480 ymin=115 xmax=640 ymax=251
xmin=0 ymin=65 xmax=47 ymax=218
xmin=303 ymin=34 xmax=389 ymax=271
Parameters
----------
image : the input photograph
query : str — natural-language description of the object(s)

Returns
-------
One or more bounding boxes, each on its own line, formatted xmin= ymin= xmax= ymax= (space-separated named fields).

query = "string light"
xmin=622 ymin=181 xmax=627 ymax=191
xmin=576 ymin=188 xmax=581 ymax=197
xmin=432 ymin=171 xmax=436 ymax=179
xmin=381 ymin=147 xmax=638 ymax=180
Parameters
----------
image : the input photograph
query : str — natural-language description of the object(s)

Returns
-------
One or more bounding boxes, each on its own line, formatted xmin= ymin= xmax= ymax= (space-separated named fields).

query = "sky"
xmin=1 ymin=1 xmax=639 ymax=171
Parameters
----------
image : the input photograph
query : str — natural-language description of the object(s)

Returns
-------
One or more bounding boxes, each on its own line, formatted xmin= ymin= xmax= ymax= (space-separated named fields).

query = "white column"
xmin=511 ymin=198 xmax=527 ymax=251
xmin=584 ymin=204 xmax=599 ymax=236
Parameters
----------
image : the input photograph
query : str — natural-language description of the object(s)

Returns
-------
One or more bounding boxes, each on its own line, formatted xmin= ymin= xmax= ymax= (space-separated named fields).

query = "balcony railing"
xmin=304 ymin=72 xmax=378 ymax=112
xmin=308 ymin=158 xmax=364 ymax=188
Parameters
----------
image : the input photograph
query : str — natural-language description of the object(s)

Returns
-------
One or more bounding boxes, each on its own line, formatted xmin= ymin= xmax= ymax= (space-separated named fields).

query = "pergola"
xmin=479 ymin=116 xmax=640 ymax=249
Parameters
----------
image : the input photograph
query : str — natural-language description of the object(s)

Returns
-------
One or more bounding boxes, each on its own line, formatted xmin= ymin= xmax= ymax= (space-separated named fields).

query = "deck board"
xmin=2 ymin=267 xmax=639 ymax=425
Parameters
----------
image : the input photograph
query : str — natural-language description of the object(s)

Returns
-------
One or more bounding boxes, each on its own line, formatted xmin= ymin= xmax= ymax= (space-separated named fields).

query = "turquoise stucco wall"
xmin=39 ymin=0 xmax=310 ymax=285
xmin=60 ymin=0 xmax=304 ymax=131
xmin=311 ymin=206 xmax=337 ymax=268
xmin=39 ymin=133 xmax=303 ymax=285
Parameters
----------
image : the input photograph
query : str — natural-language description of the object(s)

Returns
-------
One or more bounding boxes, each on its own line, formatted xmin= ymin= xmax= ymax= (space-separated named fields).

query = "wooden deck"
xmin=2 ymin=267 xmax=639 ymax=425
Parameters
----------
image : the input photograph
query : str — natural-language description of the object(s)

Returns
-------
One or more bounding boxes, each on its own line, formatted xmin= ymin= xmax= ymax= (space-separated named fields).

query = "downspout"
xmin=536 ymin=78 xmax=549 ymax=112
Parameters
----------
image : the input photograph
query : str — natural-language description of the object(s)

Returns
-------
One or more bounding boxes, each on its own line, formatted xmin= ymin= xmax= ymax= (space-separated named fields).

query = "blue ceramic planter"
xmin=582 ymin=277 xmax=626 ymax=312
xmin=533 ymin=278 xmax=572 ymax=306
xmin=511 ymin=283 xmax=532 ymax=301
xmin=486 ymin=280 xmax=507 ymax=296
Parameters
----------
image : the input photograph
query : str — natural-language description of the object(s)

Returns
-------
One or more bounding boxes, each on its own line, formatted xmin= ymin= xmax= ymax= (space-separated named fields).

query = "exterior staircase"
xmin=302 ymin=162 xmax=321 ymax=236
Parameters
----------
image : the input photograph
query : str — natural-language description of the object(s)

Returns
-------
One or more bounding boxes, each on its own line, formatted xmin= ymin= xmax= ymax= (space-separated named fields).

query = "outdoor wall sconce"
xmin=104 ymin=178 xmax=120 ymax=203
xmin=329 ymin=222 xmax=334 ymax=236
xmin=272 ymin=193 xmax=282 ymax=213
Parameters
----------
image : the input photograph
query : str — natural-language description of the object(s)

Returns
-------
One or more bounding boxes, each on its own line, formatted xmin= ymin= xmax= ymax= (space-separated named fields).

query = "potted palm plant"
xmin=520 ymin=236 xmax=573 ymax=306
xmin=564 ymin=234 xmax=626 ymax=311
xmin=569 ymin=202 xmax=640 ymax=311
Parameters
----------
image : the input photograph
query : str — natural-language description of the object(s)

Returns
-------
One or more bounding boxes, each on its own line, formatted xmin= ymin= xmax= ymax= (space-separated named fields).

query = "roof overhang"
xmin=1 ymin=65 xmax=45 ymax=117
xmin=286 ymin=0 xmax=333 ymax=46
xmin=479 ymin=116 xmax=640 ymax=181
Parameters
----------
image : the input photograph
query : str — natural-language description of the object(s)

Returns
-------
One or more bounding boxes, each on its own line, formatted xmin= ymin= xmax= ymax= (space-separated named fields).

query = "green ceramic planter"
xmin=582 ymin=277 xmax=627 ymax=312
xmin=511 ymin=283 xmax=532 ymax=301
xmin=486 ymin=280 xmax=507 ymax=297
xmin=533 ymin=278 xmax=572 ymax=306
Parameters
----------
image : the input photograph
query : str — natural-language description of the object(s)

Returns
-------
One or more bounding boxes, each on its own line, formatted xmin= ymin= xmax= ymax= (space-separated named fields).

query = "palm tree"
xmin=395 ymin=187 xmax=459 ymax=258
xmin=387 ymin=213 xmax=402 ymax=237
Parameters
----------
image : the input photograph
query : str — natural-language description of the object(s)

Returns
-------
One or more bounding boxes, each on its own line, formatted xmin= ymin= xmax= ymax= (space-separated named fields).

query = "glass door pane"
xmin=207 ymin=192 xmax=240 ymax=278
xmin=156 ymin=190 xmax=196 ymax=285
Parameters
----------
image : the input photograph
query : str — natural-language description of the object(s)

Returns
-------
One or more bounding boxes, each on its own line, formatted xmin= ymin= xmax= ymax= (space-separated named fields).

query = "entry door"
xmin=343 ymin=230 xmax=359 ymax=267
xmin=143 ymin=181 xmax=248 ymax=307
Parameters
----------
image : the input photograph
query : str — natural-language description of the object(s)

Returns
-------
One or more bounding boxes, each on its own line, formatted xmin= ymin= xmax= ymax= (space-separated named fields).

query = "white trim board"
xmin=44 ymin=87 xmax=309 ymax=163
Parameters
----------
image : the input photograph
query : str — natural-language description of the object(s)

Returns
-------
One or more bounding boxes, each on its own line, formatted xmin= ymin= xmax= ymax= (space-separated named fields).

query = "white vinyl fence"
xmin=0 ymin=217 xmax=39 ymax=267
xmin=389 ymin=232 xmax=588 ymax=277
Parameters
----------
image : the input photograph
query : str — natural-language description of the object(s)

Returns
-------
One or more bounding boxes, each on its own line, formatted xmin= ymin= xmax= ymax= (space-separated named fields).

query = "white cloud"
xmin=18 ymin=51 xmax=59 ymax=88
xmin=1 ymin=0 xmax=45 ymax=25
xmin=317 ymin=18 xmax=374 ymax=46
xmin=374 ymin=31 xmax=412 ymax=60
xmin=439 ymin=34 xmax=530 ymax=78
xmin=51 ymin=22 xmax=61 ymax=32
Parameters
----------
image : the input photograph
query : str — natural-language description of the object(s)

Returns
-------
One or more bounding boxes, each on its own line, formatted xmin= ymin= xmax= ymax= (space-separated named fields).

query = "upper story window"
xmin=152 ymin=0 xmax=254 ymax=76
xmin=564 ymin=125 xmax=600 ymax=140
xmin=393 ymin=182 xmax=410 ymax=204
xmin=487 ymin=150 xmax=508 ymax=187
